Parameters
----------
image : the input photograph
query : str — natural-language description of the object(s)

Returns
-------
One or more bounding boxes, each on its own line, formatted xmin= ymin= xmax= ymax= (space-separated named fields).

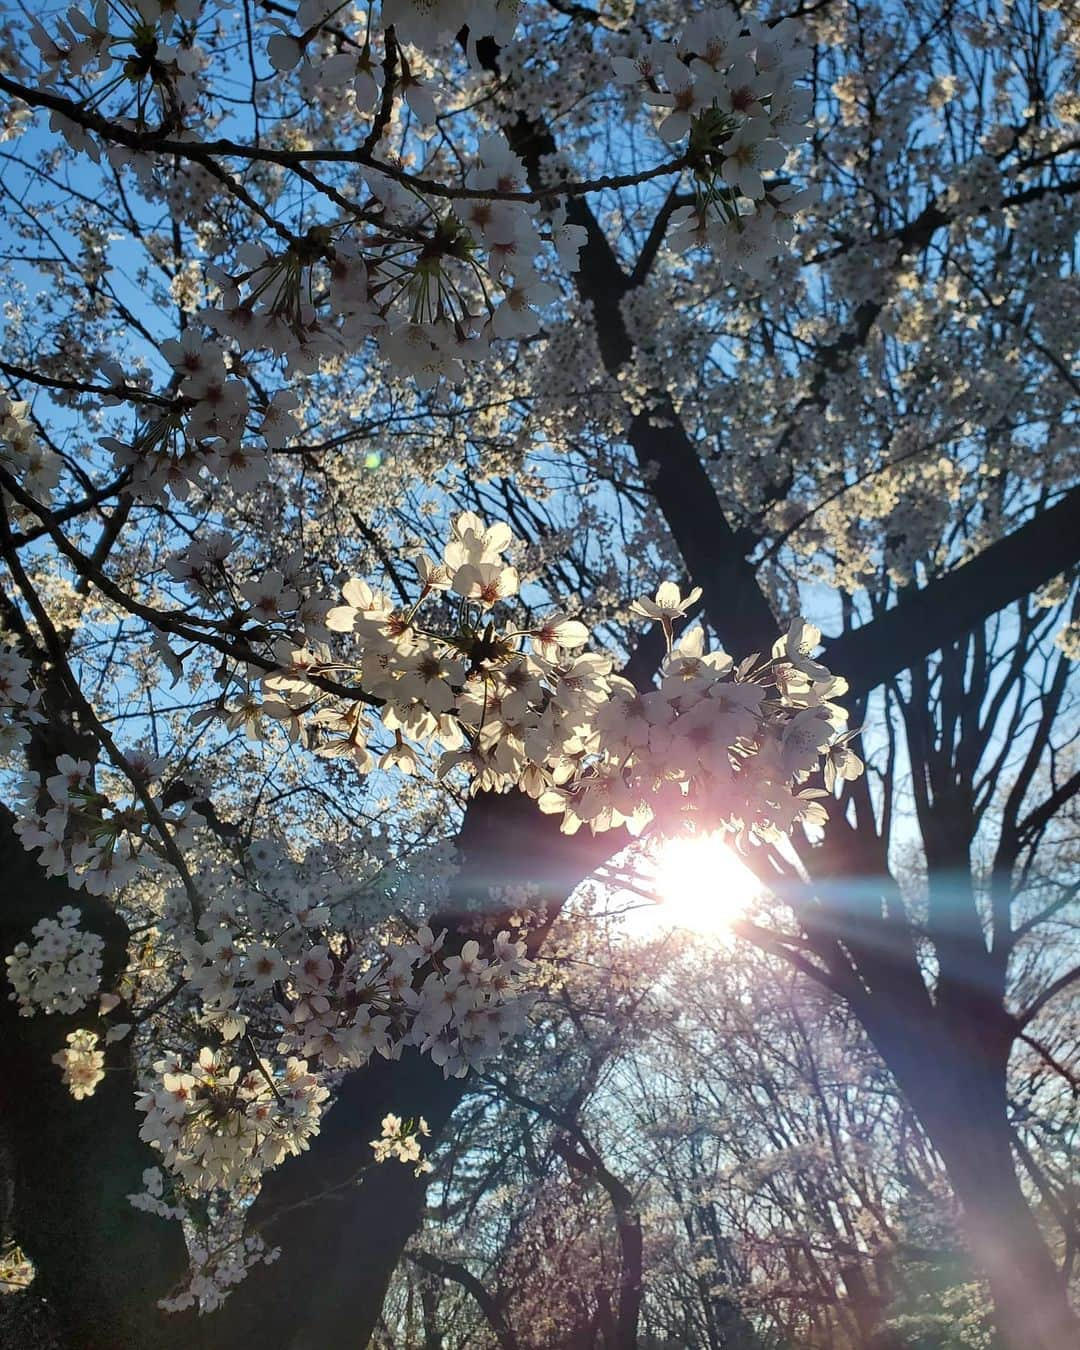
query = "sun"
xmin=641 ymin=833 xmax=761 ymax=935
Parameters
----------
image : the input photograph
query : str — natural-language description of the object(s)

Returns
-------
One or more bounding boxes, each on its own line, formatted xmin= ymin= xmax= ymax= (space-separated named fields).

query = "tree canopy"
xmin=0 ymin=0 xmax=1077 ymax=1346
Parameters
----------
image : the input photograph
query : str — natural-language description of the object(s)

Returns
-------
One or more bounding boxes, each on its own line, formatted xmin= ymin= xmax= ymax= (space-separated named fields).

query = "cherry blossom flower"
xmin=646 ymin=50 xmax=720 ymax=145
xmin=721 ymin=118 xmax=787 ymax=200
xmin=53 ymin=1028 xmax=105 ymax=1100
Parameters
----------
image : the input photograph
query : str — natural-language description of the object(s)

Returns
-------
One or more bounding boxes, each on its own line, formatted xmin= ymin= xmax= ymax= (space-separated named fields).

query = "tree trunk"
xmin=866 ymin=1008 xmax=1079 ymax=1350
xmin=926 ymin=1093 xmax=1077 ymax=1350
xmin=0 ymin=807 xmax=194 ymax=1350
xmin=209 ymin=1049 xmax=466 ymax=1349
xmin=211 ymin=790 xmax=617 ymax=1348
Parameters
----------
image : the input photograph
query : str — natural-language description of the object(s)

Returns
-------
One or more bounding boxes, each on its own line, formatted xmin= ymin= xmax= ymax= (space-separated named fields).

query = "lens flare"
xmin=646 ymin=833 xmax=759 ymax=934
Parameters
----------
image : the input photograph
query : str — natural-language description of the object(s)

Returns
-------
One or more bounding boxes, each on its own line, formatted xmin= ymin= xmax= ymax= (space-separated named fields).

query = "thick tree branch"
xmin=823 ymin=487 xmax=1080 ymax=702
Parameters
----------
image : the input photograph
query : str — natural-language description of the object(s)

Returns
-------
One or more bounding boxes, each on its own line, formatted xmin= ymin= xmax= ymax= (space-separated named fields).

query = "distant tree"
xmin=389 ymin=923 xmax=1012 ymax=1350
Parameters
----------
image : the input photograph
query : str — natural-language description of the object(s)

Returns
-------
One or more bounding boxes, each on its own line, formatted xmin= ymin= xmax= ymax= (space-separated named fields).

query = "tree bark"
xmin=938 ymin=1114 xmax=1078 ymax=1350
xmin=0 ymin=807 xmax=194 ymax=1350
xmin=208 ymin=1048 xmax=466 ymax=1350
xmin=861 ymin=1002 xmax=1079 ymax=1350
xmin=209 ymin=789 xmax=618 ymax=1348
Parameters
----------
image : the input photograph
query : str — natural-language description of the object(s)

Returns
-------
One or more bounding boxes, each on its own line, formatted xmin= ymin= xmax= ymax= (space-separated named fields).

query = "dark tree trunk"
xmin=210 ymin=791 xmax=617 ymax=1348
xmin=863 ymin=1003 xmax=1079 ymax=1350
xmin=209 ymin=1050 xmax=467 ymax=1349
xmin=937 ymin=1114 xmax=1077 ymax=1350
xmin=0 ymin=807 xmax=194 ymax=1350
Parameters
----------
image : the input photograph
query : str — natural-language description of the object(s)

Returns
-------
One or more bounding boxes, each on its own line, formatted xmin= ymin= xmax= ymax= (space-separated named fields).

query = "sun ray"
xmin=637 ymin=833 xmax=761 ymax=936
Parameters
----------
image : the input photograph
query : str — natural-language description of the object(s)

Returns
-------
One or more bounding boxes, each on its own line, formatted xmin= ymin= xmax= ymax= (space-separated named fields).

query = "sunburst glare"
xmin=639 ymin=833 xmax=762 ymax=936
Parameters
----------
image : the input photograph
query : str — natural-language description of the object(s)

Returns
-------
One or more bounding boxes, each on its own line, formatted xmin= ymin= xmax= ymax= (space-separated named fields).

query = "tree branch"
xmin=408 ymin=1250 xmax=520 ymax=1350
xmin=823 ymin=488 xmax=1080 ymax=702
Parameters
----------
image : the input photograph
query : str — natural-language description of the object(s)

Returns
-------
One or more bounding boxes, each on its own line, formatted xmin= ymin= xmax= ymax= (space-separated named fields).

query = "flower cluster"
xmin=182 ymin=915 xmax=535 ymax=1082
xmin=70 ymin=836 xmax=540 ymax=1312
xmin=267 ymin=0 xmax=517 ymax=74
xmin=157 ymin=1232 xmax=280 ymax=1315
xmin=13 ymin=0 xmax=816 ymax=458
xmin=370 ymin=1112 xmax=433 ymax=1177
xmin=257 ymin=514 xmax=857 ymax=845
xmin=0 ymin=1243 xmax=34 ymax=1293
xmin=4 ymin=905 xmax=104 ymax=1016
xmin=135 ymin=1047 xmax=330 ymax=1192
xmin=12 ymin=751 xmax=194 ymax=895
xmin=196 ymin=139 xmax=581 ymax=391
xmin=615 ymin=14 xmax=814 ymax=274
xmin=0 ymin=638 xmax=43 ymax=757
xmin=29 ymin=0 xmax=204 ymax=128
xmin=128 ymin=1166 xmax=183 ymax=1221
xmin=52 ymin=1027 xmax=106 ymax=1100
xmin=0 ymin=396 xmax=60 ymax=505
xmin=119 ymin=860 xmax=534 ymax=1208
xmin=129 ymin=1168 xmax=281 ymax=1313
xmin=101 ymin=333 xmax=265 ymax=502
xmin=93 ymin=137 xmax=583 ymax=492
